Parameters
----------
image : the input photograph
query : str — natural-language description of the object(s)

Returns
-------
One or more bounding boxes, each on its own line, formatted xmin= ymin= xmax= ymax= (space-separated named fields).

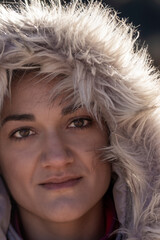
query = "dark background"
xmin=1 ymin=0 xmax=160 ymax=69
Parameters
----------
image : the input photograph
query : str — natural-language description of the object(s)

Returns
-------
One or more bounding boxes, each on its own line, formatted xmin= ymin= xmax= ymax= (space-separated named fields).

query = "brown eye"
xmin=11 ymin=128 xmax=35 ymax=139
xmin=68 ymin=118 xmax=92 ymax=129
xmin=18 ymin=129 xmax=30 ymax=137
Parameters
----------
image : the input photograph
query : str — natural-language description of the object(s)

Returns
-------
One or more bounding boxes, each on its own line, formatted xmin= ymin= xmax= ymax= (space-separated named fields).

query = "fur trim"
xmin=0 ymin=1 xmax=160 ymax=239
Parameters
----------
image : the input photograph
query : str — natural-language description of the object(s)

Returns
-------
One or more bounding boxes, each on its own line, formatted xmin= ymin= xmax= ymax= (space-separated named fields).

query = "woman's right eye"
xmin=10 ymin=128 xmax=36 ymax=140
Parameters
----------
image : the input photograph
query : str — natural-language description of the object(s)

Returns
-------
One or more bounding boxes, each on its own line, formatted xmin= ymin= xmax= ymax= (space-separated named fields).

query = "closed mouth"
xmin=40 ymin=177 xmax=82 ymax=190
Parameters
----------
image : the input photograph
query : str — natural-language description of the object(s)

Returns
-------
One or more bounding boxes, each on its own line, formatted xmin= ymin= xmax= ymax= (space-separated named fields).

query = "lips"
xmin=39 ymin=176 xmax=82 ymax=190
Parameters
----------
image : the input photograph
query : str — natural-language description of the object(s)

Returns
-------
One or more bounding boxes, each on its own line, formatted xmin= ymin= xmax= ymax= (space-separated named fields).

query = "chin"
xmin=43 ymin=209 xmax=83 ymax=223
xmin=41 ymin=202 xmax=88 ymax=223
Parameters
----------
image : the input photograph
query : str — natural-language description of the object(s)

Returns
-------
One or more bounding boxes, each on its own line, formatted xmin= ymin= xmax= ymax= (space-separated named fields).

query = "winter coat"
xmin=0 ymin=1 xmax=160 ymax=240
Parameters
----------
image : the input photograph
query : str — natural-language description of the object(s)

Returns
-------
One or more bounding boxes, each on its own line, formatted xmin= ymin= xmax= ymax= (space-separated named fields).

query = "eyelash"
xmin=9 ymin=118 xmax=93 ymax=141
xmin=10 ymin=127 xmax=36 ymax=141
xmin=68 ymin=117 xmax=92 ymax=130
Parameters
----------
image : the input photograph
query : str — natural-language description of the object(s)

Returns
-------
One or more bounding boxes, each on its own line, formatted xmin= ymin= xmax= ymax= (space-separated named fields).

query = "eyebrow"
xmin=1 ymin=114 xmax=35 ymax=127
xmin=61 ymin=104 xmax=82 ymax=116
xmin=1 ymin=105 xmax=82 ymax=127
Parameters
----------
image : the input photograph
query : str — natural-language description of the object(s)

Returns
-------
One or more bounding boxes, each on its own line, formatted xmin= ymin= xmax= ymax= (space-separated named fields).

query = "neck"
xmin=19 ymin=200 xmax=106 ymax=240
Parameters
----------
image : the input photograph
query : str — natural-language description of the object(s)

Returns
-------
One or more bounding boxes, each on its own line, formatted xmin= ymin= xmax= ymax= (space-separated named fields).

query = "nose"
xmin=40 ymin=133 xmax=73 ymax=168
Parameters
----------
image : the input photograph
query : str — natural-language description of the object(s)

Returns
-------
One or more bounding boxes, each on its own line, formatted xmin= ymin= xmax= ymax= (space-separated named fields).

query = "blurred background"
xmin=0 ymin=0 xmax=160 ymax=69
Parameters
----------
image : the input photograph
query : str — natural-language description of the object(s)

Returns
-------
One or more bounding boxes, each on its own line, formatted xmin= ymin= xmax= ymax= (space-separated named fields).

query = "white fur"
xmin=0 ymin=1 xmax=160 ymax=239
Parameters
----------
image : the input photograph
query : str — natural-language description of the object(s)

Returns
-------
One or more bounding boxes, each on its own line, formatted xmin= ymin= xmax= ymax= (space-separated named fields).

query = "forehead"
xmin=4 ymin=74 xmax=52 ymax=109
xmin=1 ymin=73 xmax=83 ymax=123
xmin=11 ymin=72 xmax=54 ymax=96
xmin=17 ymin=76 xmax=50 ymax=97
xmin=1 ymin=74 xmax=53 ymax=116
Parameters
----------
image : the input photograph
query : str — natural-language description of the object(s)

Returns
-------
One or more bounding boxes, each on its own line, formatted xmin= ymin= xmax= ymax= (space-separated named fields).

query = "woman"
xmin=0 ymin=1 xmax=160 ymax=240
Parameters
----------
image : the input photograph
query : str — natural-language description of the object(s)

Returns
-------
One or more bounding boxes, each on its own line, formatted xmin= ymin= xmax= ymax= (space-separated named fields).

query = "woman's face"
xmin=0 ymin=75 xmax=111 ymax=223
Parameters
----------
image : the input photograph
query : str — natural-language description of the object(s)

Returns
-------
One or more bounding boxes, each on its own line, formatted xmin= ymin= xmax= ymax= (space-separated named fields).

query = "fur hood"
xmin=0 ymin=1 xmax=160 ymax=239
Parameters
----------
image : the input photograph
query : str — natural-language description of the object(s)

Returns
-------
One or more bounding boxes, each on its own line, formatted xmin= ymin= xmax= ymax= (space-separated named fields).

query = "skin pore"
xmin=0 ymin=74 xmax=111 ymax=240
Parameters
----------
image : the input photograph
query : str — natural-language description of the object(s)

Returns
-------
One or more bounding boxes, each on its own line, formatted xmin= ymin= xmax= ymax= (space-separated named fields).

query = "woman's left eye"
xmin=68 ymin=118 xmax=92 ymax=129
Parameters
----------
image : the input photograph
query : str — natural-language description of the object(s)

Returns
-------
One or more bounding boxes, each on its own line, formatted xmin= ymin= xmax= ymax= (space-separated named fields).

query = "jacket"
xmin=0 ymin=1 xmax=160 ymax=239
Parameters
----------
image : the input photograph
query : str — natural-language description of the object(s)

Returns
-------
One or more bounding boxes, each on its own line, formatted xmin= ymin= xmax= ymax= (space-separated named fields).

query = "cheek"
xmin=0 ymin=145 xmax=36 ymax=193
xmin=90 ymin=158 xmax=111 ymax=186
xmin=0 ymin=136 xmax=40 ymax=170
xmin=0 ymin=150 xmax=35 ymax=207
xmin=69 ymin=132 xmax=111 ymax=186
xmin=69 ymin=131 xmax=108 ymax=165
xmin=89 ymin=161 xmax=111 ymax=205
xmin=0 ymin=152 xmax=24 ymax=185
xmin=67 ymin=129 xmax=107 ymax=155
